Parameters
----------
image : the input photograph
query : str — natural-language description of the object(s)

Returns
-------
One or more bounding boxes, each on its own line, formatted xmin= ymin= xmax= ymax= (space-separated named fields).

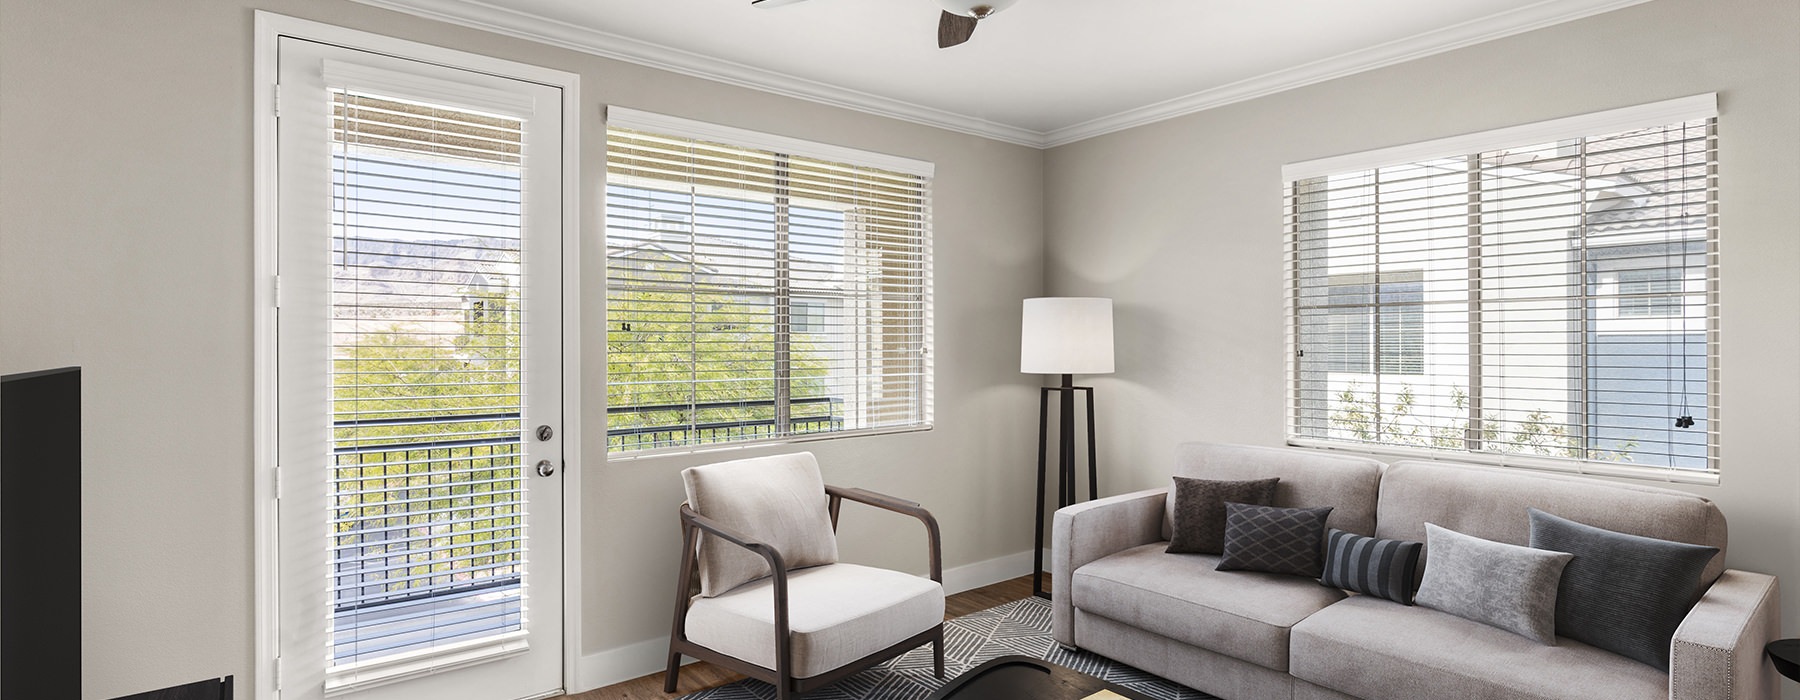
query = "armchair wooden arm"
xmin=671 ymin=504 xmax=795 ymax=692
xmin=825 ymin=485 xmax=943 ymax=583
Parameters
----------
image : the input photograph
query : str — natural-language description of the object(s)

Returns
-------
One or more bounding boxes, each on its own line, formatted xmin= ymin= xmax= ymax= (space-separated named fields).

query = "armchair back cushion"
xmin=1166 ymin=443 xmax=1383 ymax=540
xmin=683 ymin=452 xmax=840 ymax=597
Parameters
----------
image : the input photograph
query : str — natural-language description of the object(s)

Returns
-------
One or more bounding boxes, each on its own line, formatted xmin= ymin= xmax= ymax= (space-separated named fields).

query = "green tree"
xmin=606 ymin=263 xmax=834 ymax=451
xmin=1328 ymin=382 xmax=1636 ymax=462
xmin=330 ymin=284 xmax=525 ymax=596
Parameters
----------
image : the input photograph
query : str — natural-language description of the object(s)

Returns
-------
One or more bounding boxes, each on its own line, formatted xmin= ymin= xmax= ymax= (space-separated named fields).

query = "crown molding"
xmin=350 ymin=0 xmax=1652 ymax=150
xmin=347 ymin=0 xmax=1045 ymax=147
xmin=1040 ymin=0 xmax=1656 ymax=147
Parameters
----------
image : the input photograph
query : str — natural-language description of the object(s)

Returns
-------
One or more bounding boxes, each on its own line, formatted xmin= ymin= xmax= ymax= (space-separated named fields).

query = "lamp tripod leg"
xmin=1032 ymin=386 xmax=1051 ymax=599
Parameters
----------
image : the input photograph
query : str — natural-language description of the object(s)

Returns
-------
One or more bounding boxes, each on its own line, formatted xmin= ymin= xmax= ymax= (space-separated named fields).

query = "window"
xmin=1285 ymin=95 xmax=1717 ymax=478
xmin=1321 ymin=272 xmax=1425 ymax=375
xmin=1614 ymin=267 xmax=1685 ymax=317
xmin=605 ymin=109 xmax=933 ymax=454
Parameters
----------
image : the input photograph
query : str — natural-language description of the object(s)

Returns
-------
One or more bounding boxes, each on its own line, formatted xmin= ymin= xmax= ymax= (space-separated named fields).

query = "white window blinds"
xmin=329 ymin=87 xmax=529 ymax=668
xmin=604 ymin=109 xmax=934 ymax=454
xmin=1284 ymin=96 xmax=1718 ymax=480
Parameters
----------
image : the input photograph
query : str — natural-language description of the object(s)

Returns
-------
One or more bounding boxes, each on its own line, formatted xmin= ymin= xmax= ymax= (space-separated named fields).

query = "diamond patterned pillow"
xmin=1216 ymin=502 xmax=1334 ymax=577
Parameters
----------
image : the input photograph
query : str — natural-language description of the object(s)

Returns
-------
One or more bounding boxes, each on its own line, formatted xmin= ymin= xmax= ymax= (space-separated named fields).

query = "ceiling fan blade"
xmin=937 ymin=10 xmax=978 ymax=48
xmin=751 ymin=0 xmax=810 ymax=6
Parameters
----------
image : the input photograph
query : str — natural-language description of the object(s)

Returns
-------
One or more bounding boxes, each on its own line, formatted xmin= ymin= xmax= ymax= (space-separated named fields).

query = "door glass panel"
xmin=327 ymin=89 xmax=528 ymax=667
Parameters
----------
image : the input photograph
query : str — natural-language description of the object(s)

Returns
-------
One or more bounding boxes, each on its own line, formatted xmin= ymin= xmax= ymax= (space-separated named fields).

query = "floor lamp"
xmin=1021 ymin=297 xmax=1114 ymax=599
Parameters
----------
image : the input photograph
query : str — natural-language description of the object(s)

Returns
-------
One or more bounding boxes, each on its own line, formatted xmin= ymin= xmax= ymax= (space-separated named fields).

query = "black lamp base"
xmin=1031 ymin=374 xmax=1097 ymax=599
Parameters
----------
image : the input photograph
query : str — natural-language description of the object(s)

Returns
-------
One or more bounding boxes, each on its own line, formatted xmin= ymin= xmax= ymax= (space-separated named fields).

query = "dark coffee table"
xmin=927 ymin=655 xmax=1158 ymax=700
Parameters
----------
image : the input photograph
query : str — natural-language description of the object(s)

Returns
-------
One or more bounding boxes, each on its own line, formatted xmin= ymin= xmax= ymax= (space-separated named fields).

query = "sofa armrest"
xmin=1051 ymin=488 xmax=1168 ymax=647
xmin=1670 ymin=569 xmax=1780 ymax=700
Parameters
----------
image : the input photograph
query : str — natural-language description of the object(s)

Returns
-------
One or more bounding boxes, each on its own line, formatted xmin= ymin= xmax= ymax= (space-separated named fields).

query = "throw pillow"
xmin=1165 ymin=476 xmax=1280 ymax=554
xmin=1415 ymin=523 xmax=1573 ymax=645
xmin=1528 ymin=508 xmax=1719 ymax=670
xmin=1215 ymin=502 xmax=1334 ymax=577
xmin=682 ymin=452 xmax=840 ymax=597
xmin=1319 ymin=528 xmax=1424 ymax=605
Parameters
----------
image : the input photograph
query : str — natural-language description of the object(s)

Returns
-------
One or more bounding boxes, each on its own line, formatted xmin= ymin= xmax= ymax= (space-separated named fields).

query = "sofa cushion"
xmin=1320 ymin=528 xmax=1423 ymax=605
xmin=1165 ymin=476 xmax=1279 ymax=554
xmin=685 ymin=563 xmax=944 ymax=679
xmin=1376 ymin=460 xmax=1727 ymax=584
xmin=1071 ymin=542 xmax=1346 ymax=671
xmin=1291 ymin=595 xmax=1668 ymax=700
xmin=1529 ymin=507 xmax=1718 ymax=669
xmin=1414 ymin=523 xmax=1572 ymax=645
xmin=1166 ymin=443 xmax=1382 ymax=540
xmin=1216 ymin=503 xmax=1333 ymax=577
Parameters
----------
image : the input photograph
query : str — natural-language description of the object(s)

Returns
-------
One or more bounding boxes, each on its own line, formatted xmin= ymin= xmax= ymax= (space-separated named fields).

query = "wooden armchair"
xmin=664 ymin=453 xmax=944 ymax=700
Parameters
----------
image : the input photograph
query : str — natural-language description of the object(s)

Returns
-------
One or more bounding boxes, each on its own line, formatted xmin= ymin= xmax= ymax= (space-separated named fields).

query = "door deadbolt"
xmin=535 ymin=425 xmax=554 ymax=441
xmin=536 ymin=459 xmax=557 ymax=477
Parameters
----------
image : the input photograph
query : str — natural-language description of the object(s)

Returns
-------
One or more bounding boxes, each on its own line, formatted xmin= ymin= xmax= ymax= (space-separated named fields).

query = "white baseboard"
xmin=571 ymin=548 xmax=1043 ymax=692
xmin=573 ymin=636 xmax=694 ymax=694
xmin=939 ymin=548 xmax=1045 ymax=596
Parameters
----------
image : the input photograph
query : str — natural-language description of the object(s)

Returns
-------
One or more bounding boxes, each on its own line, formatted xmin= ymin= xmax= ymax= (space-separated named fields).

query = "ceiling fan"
xmin=751 ymin=0 xmax=1020 ymax=48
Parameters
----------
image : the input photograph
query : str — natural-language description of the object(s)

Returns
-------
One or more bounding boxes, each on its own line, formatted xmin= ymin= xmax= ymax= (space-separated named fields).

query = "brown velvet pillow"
xmin=1165 ymin=476 xmax=1280 ymax=554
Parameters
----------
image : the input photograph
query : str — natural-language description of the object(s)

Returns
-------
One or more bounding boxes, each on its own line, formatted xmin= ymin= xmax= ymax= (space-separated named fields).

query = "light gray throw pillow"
xmin=682 ymin=452 xmax=839 ymax=597
xmin=1415 ymin=522 xmax=1573 ymax=645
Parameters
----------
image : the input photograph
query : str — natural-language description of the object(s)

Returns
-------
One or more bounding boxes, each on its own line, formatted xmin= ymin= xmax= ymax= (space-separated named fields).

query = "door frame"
xmin=252 ymin=12 xmax=582 ymax=700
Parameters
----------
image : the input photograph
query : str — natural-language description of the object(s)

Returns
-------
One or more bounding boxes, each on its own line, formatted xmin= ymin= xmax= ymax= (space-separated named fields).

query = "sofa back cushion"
xmin=1167 ymin=443 xmax=1383 ymax=539
xmin=1376 ymin=460 xmax=1727 ymax=585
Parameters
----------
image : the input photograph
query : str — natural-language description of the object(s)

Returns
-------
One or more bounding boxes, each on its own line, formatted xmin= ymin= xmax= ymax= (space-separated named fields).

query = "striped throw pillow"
xmin=1319 ymin=528 xmax=1424 ymax=605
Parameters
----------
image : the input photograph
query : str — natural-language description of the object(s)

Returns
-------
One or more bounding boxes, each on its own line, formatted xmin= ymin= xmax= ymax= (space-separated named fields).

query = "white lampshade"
xmin=1021 ymin=297 xmax=1114 ymax=375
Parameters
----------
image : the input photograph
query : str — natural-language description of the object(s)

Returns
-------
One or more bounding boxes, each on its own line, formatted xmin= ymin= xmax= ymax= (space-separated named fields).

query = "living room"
xmin=0 ymin=0 xmax=1795 ymax=699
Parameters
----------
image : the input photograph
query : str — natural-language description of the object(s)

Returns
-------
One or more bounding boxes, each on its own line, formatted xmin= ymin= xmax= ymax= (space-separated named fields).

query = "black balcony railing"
xmin=330 ymin=414 xmax=524 ymax=609
xmin=607 ymin=396 xmax=844 ymax=452
xmin=328 ymin=411 xmax=528 ymax=663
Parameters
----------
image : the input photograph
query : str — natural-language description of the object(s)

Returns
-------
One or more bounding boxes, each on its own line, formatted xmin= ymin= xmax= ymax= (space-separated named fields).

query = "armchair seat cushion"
xmin=685 ymin=563 xmax=945 ymax=679
xmin=1290 ymin=595 xmax=1667 ymax=700
xmin=1071 ymin=543 xmax=1346 ymax=671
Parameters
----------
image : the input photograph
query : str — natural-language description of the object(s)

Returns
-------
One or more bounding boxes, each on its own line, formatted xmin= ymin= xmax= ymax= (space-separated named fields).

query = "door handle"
xmin=536 ymin=459 xmax=557 ymax=477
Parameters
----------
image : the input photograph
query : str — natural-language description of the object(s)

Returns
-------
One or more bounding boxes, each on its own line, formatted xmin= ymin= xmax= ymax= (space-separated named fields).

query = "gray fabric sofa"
xmin=1051 ymin=442 xmax=1780 ymax=700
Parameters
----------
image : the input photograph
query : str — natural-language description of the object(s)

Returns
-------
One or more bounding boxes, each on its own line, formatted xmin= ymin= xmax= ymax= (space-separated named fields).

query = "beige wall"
xmin=0 ymin=0 xmax=1045 ymax=696
xmin=1046 ymin=0 xmax=1800 ymax=680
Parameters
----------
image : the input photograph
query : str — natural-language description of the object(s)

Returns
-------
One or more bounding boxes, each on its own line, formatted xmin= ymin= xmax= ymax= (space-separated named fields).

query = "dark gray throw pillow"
xmin=1528 ymin=508 xmax=1719 ymax=670
xmin=1319 ymin=528 xmax=1424 ymax=605
xmin=1165 ymin=476 xmax=1280 ymax=554
xmin=1215 ymin=502 xmax=1334 ymax=577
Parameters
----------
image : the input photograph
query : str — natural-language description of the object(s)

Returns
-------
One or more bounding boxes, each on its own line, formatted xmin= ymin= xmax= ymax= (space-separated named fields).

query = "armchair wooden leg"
xmin=663 ymin=650 xmax=683 ymax=693
xmin=933 ymin=627 xmax=946 ymax=679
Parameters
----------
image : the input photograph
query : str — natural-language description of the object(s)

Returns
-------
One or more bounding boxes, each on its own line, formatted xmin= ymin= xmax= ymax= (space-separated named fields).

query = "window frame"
xmin=603 ymin=108 xmax=935 ymax=459
xmin=1282 ymin=94 xmax=1720 ymax=485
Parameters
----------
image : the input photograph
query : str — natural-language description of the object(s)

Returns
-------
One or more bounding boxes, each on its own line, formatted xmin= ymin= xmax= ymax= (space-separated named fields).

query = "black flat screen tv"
xmin=1 ymin=366 xmax=82 ymax=698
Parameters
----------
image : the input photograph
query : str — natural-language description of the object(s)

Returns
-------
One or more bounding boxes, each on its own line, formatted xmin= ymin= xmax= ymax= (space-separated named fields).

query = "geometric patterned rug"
xmin=677 ymin=596 xmax=1220 ymax=699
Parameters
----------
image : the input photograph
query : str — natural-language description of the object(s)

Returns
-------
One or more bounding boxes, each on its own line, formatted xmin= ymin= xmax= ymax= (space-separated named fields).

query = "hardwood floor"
xmin=557 ymin=574 xmax=1043 ymax=700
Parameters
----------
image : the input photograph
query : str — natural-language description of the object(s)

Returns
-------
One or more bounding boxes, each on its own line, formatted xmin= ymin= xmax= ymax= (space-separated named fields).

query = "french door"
xmin=275 ymin=36 xmax=564 ymax=700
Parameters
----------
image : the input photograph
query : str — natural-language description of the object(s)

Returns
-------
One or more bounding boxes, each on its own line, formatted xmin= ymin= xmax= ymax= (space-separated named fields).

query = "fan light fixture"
xmin=935 ymin=0 xmax=1018 ymax=19
xmin=753 ymin=0 xmax=1020 ymax=48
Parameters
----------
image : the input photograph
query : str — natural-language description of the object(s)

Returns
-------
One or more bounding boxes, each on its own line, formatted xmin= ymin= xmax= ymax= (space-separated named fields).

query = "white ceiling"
xmin=355 ymin=0 xmax=1651 ymax=147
